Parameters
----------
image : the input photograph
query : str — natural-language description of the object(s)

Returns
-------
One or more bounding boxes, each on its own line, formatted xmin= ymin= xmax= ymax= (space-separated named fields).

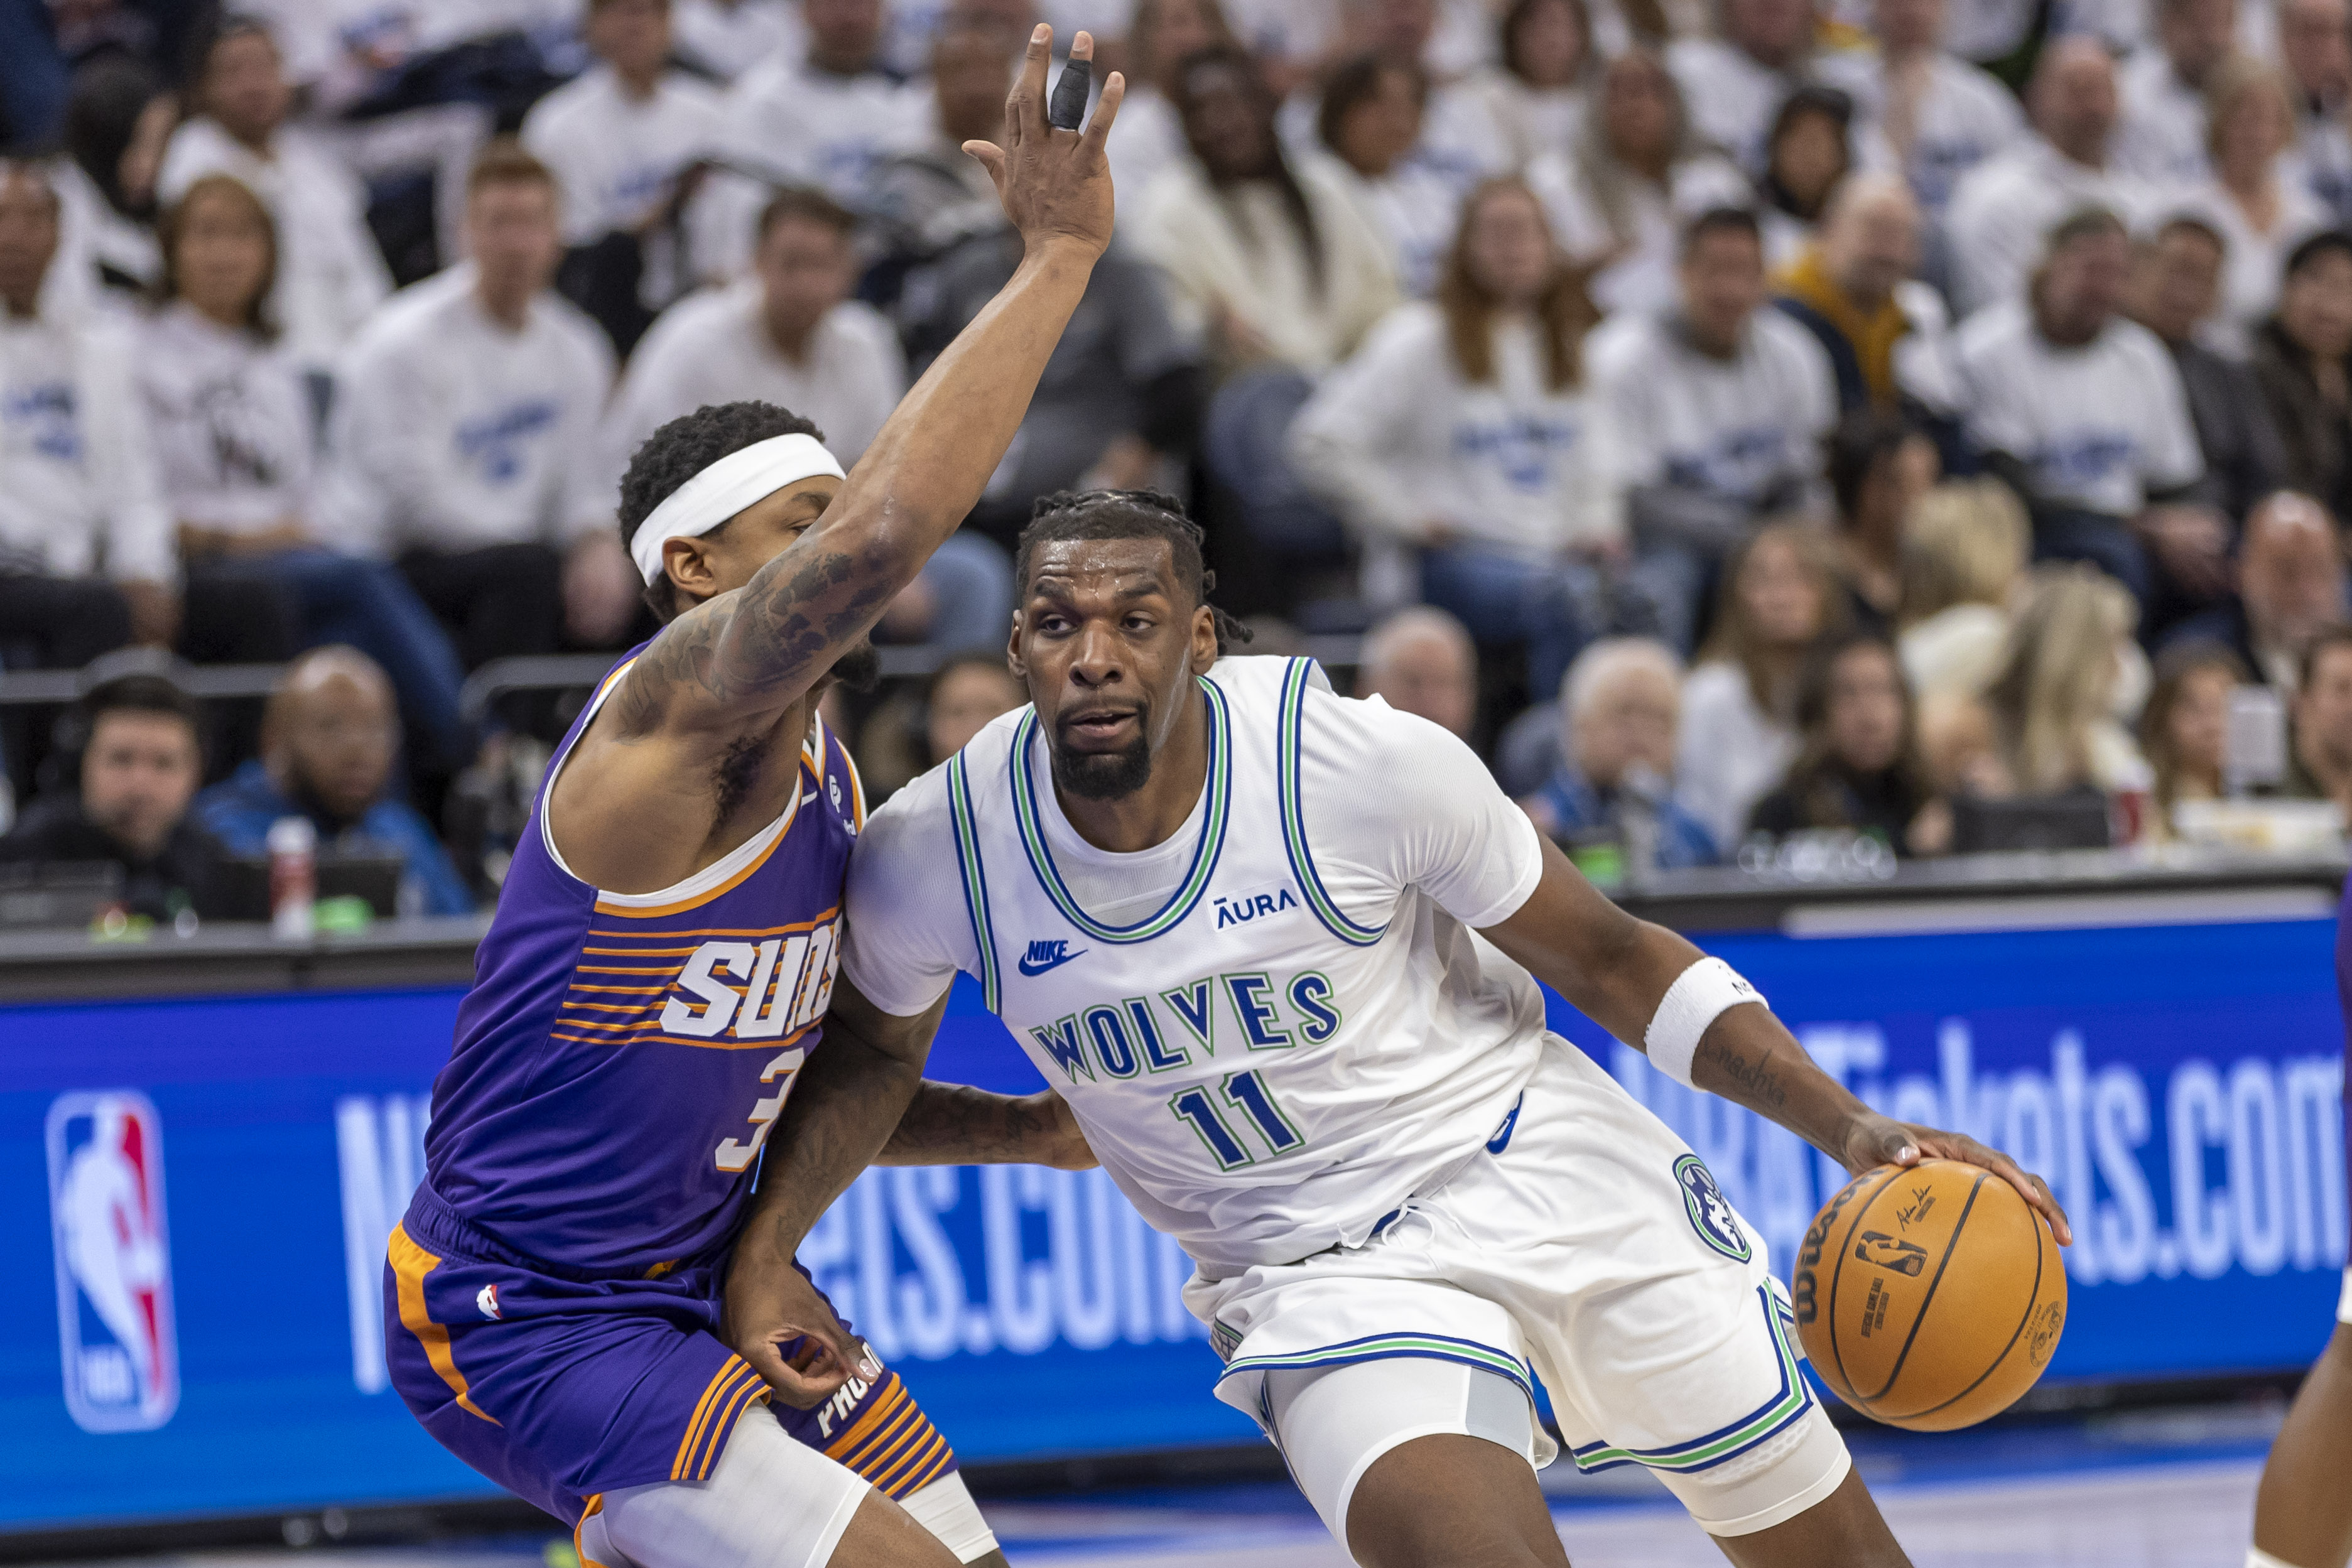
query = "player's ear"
xmin=1190 ymin=605 xmax=1218 ymax=673
xmin=1006 ymin=610 xmax=1029 ymax=679
xmin=663 ymin=536 xmax=720 ymax=601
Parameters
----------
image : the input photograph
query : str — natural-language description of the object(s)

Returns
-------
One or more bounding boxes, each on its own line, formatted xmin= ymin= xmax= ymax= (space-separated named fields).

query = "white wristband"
xmin=2338 ymin=1265 xmax=2352 ymax=1324
xmin=1644 ymin=957 xmax=1765 ymax=1089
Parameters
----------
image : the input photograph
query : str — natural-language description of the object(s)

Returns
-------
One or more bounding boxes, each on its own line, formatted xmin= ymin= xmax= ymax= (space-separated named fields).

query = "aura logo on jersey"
xmin=45 ymin=1091 xmax=178 ymax=1432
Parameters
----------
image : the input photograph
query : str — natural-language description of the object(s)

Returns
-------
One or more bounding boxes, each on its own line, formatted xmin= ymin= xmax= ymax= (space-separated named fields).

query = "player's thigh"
xmin=588 ymin=1406 xmax=957 ymax=1568
xmin=1266 ymin=1355 xmax=1563 ymax=1568
xmin=1706 ymin=1464 xmax=1909 ymax=1568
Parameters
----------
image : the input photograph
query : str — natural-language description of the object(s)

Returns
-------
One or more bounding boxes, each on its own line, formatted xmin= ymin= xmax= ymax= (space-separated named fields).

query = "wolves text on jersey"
xmin=1024 ymin=968 xmax=1343 ymax=1084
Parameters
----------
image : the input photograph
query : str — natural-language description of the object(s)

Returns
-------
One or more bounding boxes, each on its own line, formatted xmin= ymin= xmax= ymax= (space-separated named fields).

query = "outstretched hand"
xmin=1842 ymin=1115 xmax=2074 ymax=1246
xmin=965 ymin=24 xmax=1124 ymax=258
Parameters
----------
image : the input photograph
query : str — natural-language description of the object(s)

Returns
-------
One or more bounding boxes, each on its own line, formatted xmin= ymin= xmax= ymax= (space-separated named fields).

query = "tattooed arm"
xmin=877 ymin=1082 xmax=1095 ymax=1169
xmin=614 ymin=28 xmax=1125 ymax=745
xmin=1478 ymin=837 xmax=2072 ymax=1242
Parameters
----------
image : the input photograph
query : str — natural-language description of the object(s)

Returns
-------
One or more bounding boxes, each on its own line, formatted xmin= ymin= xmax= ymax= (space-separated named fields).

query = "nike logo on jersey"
xmin=1018 ymin=938 xmax=1088 ymax=976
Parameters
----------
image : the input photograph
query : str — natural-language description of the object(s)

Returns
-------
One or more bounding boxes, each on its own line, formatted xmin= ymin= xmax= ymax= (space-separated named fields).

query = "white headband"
xmin=630 ymin=433 xmax=847 ymax=584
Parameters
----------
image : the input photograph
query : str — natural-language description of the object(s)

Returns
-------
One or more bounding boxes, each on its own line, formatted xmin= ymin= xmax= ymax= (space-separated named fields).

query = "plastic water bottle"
xmin=268 ymin=816 xmax=317 ymax=939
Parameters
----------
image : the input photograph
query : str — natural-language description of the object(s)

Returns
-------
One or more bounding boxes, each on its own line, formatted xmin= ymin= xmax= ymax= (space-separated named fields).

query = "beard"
xmin=1051 ymin=716 xmax=1154 ymax=801
xmin=820 ymin=636 xmax=882 ymax=696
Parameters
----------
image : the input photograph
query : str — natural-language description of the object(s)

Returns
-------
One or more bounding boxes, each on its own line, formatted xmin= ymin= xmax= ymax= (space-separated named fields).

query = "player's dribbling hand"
xmin=963 ymin=24 xmax=1124 ymax=259
xmin=720 ymin=1252 xmax=881 ymax=1408
xmin=1840 ymin=1114 xmax=2074 ymax=1247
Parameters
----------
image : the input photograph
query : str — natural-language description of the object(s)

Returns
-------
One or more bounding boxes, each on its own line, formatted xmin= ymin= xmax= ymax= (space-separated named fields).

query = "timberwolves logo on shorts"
xmin=1673 ymin=1154 xmax=1752 ymax=1263
xmin=45 ymin=1090 xmax=178 ymax=1432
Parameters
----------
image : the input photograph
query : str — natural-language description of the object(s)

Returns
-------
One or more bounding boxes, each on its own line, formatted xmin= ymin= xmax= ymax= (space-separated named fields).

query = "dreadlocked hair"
xmin=617 ymin=401 xmax=824 ymax=622
xmin=1015 ymin=490 xmax=1254 ymax=654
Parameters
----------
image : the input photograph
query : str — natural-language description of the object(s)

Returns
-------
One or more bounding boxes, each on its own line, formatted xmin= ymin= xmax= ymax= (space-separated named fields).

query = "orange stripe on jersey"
xmin=822 ymin=1379 xmax=909 ymax=1459
xmin=894 ymin=1436 xmax=957 ymax=1498
xmin=583 ymin=909 xmax=841 ymax=943
xmin=574 ymin=1495 xmax=612 ymax=1568
xmin=692 ymin=1370 xmax=774 ymax=1481
xmin=856 ymin=1406 xmax=937 ymax=1482
xmin=566 ymin=981 xmax=672 ymax=995
xmin=592 ymin=801 xmax=803 ymax=919
xmin=874 ymin=1430 xmax=953 ymax=1498
xmin=832 ymin=1397 xmax=922 ymax=1472
xmin=672 ymin=1360 xmax=757 ymax=1481
xmin=386 ymin=1225 xmax=499 ymax=1424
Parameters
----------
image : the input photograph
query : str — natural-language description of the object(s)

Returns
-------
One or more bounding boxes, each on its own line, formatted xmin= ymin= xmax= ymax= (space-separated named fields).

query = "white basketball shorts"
xmin=1187 ymin=1032 xmax=1852 ymax=1541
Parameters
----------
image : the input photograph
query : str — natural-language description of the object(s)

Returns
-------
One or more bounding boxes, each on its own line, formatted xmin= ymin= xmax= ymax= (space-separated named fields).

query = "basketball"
xmin=1792 ymin=1159 xmax=2067 ymax=1432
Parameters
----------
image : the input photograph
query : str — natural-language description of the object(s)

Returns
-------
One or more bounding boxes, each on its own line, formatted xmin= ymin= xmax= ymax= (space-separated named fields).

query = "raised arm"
xmin=1479 ymin=837 xmax=2074 ymax=1244
xmin=619 ymin=27 xmax=1125 ymax=740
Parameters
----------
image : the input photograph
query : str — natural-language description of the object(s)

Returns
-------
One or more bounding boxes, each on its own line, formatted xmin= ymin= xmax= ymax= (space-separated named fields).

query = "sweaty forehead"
xmin=1025 ymin=538 xmax=1179 ymax=596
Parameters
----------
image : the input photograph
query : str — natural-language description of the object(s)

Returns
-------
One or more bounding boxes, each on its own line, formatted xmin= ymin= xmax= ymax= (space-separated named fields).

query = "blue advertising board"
xmin=0 ymin=914 xmax=2344 ymax=1531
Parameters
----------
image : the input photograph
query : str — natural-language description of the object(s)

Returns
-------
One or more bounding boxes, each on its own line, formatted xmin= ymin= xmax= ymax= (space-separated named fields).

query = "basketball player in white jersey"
xmin=784 ymin=492 xmax=2073 ymax=1567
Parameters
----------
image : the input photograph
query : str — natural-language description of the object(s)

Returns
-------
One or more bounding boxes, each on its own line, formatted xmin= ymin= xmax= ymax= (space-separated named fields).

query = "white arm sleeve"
xmin=1298 ymin=687 xmax=1546 ymax=929
xmin=840 ymin=766 xmax=983 ymax=1019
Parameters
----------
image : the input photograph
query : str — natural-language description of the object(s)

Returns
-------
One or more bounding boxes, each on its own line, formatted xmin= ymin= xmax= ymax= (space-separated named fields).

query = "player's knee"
xmin=1343 ymin=1436 xmax=1565 ymax=1568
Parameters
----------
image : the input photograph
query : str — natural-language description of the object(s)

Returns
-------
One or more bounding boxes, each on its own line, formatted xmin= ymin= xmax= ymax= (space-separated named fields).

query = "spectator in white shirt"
xmin=1527 ymin=48 xmax=1752 ymax=316
xmin=1460 ymin=0 xmax=1598 ymax=170
xmin=673 ymin=0 xmax=803 ymax=80
xmin=1312 ymin=55 xmax=1465 ymax=295
xmin=1666 ymin=0 xmax=1838 ymax=176
xmin=141 ymin=173 xmax=469 ymax=769
xmin=1313 ymin=0 xmax=1515 ymax=188
xmin=0 ymin=160 xmax=161 ymax=669
xmin=1292 ymin=178 xmax=1632 ymax=698
xmin=703 ymin=0 xmax=933 ymax=271
xmin=2115 ymin=0 xmax=2240 ymax=187
xmin=2170 ymin=55 xmax=2333 ymax=343
xmin=158 ymin=16 xmax=393 ymax=374
xmin=1957 ymin=207 xmax=2220 ymax=612
xmin=2279 ymin=0 xmax=2352 ymax=222
xmin=1590 ymin=206 xmax=1840 ymax=652
xmin=521 ymin=0 xmax=729 ymax=355
xmin=1107 ymin=0 xmax=1240 ymax=202
xmin=326 ymin=142 xmax=640 ymax=670
xmin=1675 ymin=519 xmax=1847 ymax=847
xmin=1816 ymin=0 xmax=2022 ymax=222
xmin=1138 ymin=45 xmax=1399 ymax=566
xmin=1946 ymin=37 xmax=2159 ymax=316
xmin=609 ymin=187 xmax=1012 ymax=651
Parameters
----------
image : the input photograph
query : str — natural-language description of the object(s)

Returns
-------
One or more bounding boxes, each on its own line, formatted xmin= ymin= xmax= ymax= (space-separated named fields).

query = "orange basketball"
xmin=1792 ymin=1159 xmax=2066 ymax=1432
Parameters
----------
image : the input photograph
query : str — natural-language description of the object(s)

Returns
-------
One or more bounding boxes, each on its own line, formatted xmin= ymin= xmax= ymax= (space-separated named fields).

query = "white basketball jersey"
xmin=843 ymin=656 xmax=1551 ymax=1274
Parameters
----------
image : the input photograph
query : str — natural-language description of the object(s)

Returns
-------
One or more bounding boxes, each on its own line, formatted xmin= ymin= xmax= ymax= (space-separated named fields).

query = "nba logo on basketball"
xmin=45 ymin=1091 xmax=178 ymax=1433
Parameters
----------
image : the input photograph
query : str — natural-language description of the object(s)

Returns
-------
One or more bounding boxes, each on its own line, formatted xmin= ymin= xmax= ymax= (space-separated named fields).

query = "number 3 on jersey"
xmin=1169 ymin=1069 xmax=1301 ymax=1169
xmin=713 ymin=1045 xmax=808 ymax=1172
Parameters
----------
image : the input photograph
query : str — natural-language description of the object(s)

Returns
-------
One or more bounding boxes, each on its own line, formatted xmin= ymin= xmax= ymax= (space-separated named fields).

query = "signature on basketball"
xmin=2025 ymin=1302 xmax=2066 ymax=1367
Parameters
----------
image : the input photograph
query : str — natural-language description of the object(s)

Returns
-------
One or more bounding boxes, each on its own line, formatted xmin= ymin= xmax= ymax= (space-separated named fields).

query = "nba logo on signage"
xmin=45 ymin=1091 xmax=178 ymax=1432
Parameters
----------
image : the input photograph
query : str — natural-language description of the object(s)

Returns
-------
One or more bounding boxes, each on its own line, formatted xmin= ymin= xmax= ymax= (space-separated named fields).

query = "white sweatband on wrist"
xmin=2338 ymin=1265 xmax=2352 ymax=1324
xmin=629 ymin=432 xmax=847 ymax=583
xmin=1644 ymin=957 xmax=1765 ymax=1089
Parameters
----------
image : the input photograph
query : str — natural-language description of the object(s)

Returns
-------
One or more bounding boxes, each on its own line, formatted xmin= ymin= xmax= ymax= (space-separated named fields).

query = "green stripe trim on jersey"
xmin=1215 ymin=1333 xmax=1536 ymax=1398
xmin=1006 ymin=675 xmax=1233 ymax=944
xmin=1563 ymin=1286 xmax=1814 ymax=1474
xmin=1277 ymin=657 xmax=1386 ymax=947
xmin=946 ymin=752 xmax=1003 ymax=1014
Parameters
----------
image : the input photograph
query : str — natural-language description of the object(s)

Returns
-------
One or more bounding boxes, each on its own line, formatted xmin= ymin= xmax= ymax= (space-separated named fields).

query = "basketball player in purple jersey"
xmin=383 ymin=28 xmax=1114 ymax=1568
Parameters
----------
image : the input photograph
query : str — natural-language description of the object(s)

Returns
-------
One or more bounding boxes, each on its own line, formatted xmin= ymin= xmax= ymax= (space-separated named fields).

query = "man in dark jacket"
xmin=0 ymin=671 xmax=230 ymax=921
xmin=2128 ymin=214 xmax=2289 ymax=521
xmin=2251 ymin=227 xmax=2352 ymax=527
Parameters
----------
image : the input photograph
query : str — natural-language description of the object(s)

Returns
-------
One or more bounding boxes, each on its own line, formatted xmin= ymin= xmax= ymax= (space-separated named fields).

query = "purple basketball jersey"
xmin=421 ymin=646 xmax=867 ymax=1278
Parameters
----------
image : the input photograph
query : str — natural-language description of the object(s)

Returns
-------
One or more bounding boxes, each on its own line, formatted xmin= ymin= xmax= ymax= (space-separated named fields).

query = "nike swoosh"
xmin=1017 ymin=947 xmax=1088 ymax=976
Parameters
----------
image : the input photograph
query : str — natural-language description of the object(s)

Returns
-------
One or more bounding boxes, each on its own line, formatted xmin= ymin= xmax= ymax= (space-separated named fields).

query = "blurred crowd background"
xmin=5 ymin=0 xmax=2352 ymax=925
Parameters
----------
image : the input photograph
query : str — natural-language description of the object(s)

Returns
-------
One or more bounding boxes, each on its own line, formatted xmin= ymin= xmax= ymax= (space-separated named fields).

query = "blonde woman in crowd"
xmin=2137 ymin=641 xmax=2248 ymax=835
xmin=1983 ymin=563 xmax=2152 ymax=796
xmin=1895 ymin=478 xmax=2030 ymax=700
xmin=1673 ymin=520 xmax=1848 ymax=847
xmin=1291 ymin=178 xmax=1627 ymax=703
xmin=2174 ymin=55 xmax=2331 ymax=347
xmin=1525 ymin=48 xmax=1749 ymax=315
